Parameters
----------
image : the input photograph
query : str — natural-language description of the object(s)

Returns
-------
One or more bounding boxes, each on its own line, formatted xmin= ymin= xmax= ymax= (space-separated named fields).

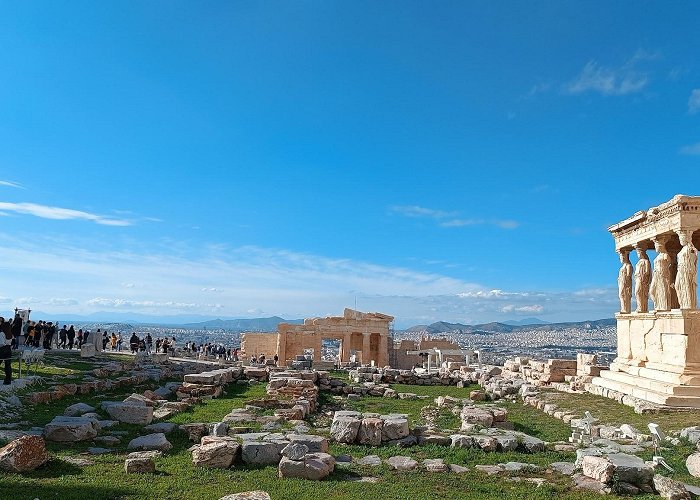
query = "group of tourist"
xmin=125 ymin=332 xmax=177 ymax=355
xmin=182 ymin=342 xmax=240 ymax=361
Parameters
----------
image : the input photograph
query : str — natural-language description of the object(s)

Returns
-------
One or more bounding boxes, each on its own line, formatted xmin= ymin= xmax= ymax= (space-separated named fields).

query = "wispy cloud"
xmin=0 ymin=180 xmax=24 ymax=189
xmin=0 ymin=238 xmax=616 ymax=325
xmin=390 ymin=205 xmax=517 ymax=230
xmin=0 ymin=202 xmax=131 ymax=226
xmin=563 ymin=51 xmax=658 ymax=96
xmin=389 ymin=205 xmax=455 ymax=219
xmin=680 ymin=142 xmax=700 ymax=155
xmin=689 ymin=89 xmax=700 ymax=114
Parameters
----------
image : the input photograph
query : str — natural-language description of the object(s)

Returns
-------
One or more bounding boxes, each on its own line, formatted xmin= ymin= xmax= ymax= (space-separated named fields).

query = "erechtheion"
xmin=591 ymin=195 xmax=700 ymax=407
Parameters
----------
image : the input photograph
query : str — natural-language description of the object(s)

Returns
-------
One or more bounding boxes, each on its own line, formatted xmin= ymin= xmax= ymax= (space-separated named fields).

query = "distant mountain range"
xmin=181 ymin=317 xmax=303 ymax=331
xmin=20 ymin=310 xmax=613 ymax=334
xmin=400 ymin=318 xmax=615 ymax=335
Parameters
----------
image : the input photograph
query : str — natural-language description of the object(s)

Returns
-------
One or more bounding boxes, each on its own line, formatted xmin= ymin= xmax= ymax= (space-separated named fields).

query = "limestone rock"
xmin=607 ymin=453 xmax=654 ymax=490
xmin=550 ymin=462 xmax=575 ymax=475
xmin=356 ymin=455 xmax=382 ymax=466
xmin=450 ymin=434 xmax=475 ymax=449
xmin=474 ymin=436 xmax=498 ymax=452
xmin=124 ymin=456 xmax=155 ymax=473
xmin=180 ymin=423 xmax=209 ymax=442
xmin=0 ymin=436 xmax=50 ymax=473
xmin=380 ymin=416 xmax=409 ymax=442
xmin=330 ymin=416 xmax=361 ymax=444
xmin=241 ymin=441 xmax=281 ymax=465
xmin=460 ymin=406 xmax=494 ymax=428
xmin=127 ymin=433 xmax=173 ymax=452
xmin=423 ymin=458 xmax=448 ymax=472
xmin=582 ymin=456 xmax=615 ymax=484
xmin=288 ymin=434 xmax=328 ymax=453
xmin=386 ymin=455 xmax=418 ymax=471
xmin=104 ymin=403 xmax=153 ymax=425
xmin=144 ymin=422 xmax=177 ymax=434
xmin=43 ymin=416 xmax=98 ymax=442
xmin=572 ymin=473 xmax=611 ymax=494
xmin=654 ymin=474 xmax=691 ymax=500
xmin=357 ymin=418 xmax=383 ymax=446
xmin=278 ymin=452 xmax=335 ymax=480
xmin=193 ymin=437 xmax=240 ymax=469
xmin=281 ymin=443 xmax=308 ymax=461
xmin=686 ymin=452 xmax=700 ymax=478
xmin=449 ymin=464 xmax=469 ymax=473
xmin=64 ymin=403 xmax=96 ymax=417
xmin=219 ymin=492 xmax=271 ymax=500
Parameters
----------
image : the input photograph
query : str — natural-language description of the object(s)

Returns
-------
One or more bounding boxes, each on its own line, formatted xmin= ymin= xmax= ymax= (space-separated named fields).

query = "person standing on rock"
xmin=0 ymin=317 xmax=12 ymax=385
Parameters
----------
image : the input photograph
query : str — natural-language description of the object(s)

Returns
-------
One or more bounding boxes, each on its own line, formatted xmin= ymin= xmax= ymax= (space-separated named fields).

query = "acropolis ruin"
xmin=591 ymin=194 xmax=700 ymax=407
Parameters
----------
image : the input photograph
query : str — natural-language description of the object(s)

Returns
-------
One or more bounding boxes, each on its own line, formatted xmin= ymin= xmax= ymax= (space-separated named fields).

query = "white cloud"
xmin=392 ymin=206 xmax=518 ymax=230
xmin=389 ymin=205 xmax=455 ymax=219
xmin=501 ymin=304 xmax=544 ymax=314
xmin=689 ymin=89 xmax=700 ymax=114
xmin=202 ymin=287 xmax=224 ymax=292
xmin=0 ymin=239 xmax=616 ymax=326
xmin=680 ymin=142 xmax=700 ymax=155
xmin=0 ymin=180 xmax=24 ymax=189
xmin=564 ymin=51 xmax=657 ymax=96
xmin=0 ymin=202 xmax=131 ymax=226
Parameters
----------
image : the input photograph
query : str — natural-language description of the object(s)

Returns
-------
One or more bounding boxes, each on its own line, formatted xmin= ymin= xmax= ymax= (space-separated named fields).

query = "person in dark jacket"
xmin=0 ymin=317 xmax=13 ymax=385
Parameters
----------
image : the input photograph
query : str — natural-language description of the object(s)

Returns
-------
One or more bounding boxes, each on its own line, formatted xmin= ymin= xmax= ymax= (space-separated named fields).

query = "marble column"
xmin=378 ymin=333 xmax=389 ymax=368
xmin=362 ymin=332 xmax=371 ymax=365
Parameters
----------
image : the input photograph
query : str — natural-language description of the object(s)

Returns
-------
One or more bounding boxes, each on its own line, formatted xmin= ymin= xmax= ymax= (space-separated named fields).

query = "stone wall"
xmin=240 ymin=332 xmax=278 ymax=361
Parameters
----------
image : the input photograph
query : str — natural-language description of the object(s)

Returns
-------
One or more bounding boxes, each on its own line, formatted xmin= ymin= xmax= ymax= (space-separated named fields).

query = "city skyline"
xmin=1 ymin=2 xmax=700 ymax=326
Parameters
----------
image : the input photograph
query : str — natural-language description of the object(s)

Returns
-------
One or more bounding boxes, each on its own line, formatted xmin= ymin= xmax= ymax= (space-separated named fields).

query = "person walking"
xmin=10 ymin=313 xmax=22 ymax=350
xmin=67 ymin=325 xmax=76 ymax=349
xmin=59 ymin=325 xmax=68 ymax=349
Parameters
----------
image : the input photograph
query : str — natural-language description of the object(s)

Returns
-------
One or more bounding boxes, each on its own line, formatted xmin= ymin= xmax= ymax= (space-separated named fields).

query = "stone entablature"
xmin=609 ymin=195 xmax=700 ymax=252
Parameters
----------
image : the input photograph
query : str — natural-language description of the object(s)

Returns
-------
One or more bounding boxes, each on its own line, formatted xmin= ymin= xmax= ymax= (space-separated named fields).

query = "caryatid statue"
xmin=634 ymin=245 xmax=651 ymax=313
xmin=617 ymin=249 xmax=633 ymax=313
xmin=650 ymin=236 xmax=672 ymax=311
xmin=675 ymin=229 xmax=698 ymax=310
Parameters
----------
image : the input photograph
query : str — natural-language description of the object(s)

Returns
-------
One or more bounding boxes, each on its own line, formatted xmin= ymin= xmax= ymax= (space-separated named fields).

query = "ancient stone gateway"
xmin=242 ymin=309 xmax=394 ymax=367
xmin=591 ymin=194 xmax=700 ymax=407
xmin=277 ymin=309 xmax=393 ymax=367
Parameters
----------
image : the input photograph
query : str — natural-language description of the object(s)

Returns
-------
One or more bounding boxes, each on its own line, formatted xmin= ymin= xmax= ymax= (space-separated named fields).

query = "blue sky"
xmin=1 ymin=2 xmax=699 ymax=327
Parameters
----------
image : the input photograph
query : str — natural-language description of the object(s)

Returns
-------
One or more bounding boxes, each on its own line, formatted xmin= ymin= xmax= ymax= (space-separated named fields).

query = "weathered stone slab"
xmin=127 ymin=433 xmax=173 ymax=452
xmin=104 ymin=403 xmax=153 ymax=425
xmin=241 ymin=441 xmax=281 ymax=465
xmin=43 ymin=416 xmax=98 ymax=442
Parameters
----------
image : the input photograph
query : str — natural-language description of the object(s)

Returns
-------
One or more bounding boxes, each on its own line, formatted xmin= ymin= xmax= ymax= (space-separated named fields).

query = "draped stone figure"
xmin=675 ymin=230 xmax=698 ymax=310
xmin=617 ymin=249 xmax=633 ymax=313
xmin=650 ymin=238 xmax=672 ymax=311
xmin=634 ymin=246 xmax=651 ymax=313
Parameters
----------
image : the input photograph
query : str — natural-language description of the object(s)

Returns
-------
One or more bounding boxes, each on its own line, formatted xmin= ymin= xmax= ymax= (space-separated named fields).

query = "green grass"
xmin=537 ymin=388 xmax=700 ymax=433
xmin=1 ymin=359 xmax=693 ymax=500
xmin=167 ymin=383 xmax=268 ymax=425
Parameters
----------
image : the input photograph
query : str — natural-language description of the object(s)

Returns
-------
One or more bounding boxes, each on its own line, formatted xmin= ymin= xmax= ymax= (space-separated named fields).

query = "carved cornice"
xmin=609 ymin=195 xmax=700 ymax=249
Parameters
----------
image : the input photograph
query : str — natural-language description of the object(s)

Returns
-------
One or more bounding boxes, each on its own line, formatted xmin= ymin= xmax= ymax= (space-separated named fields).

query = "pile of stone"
xmin=330 ymin=410 xmax=410 ymax=446
xmin=575 ymin=452 xmax=668 ymax=496
xmin=520 ymin=359 xmax=577 ymax=386
xmin=243 ymin=366 xmax=269 ymax=382
xmin=278 ymin=442 xmax=335 ymax=480
xmin=349 ymin=367 xmax=462 ymax=386
xmin=189 ymin=432 xmax=328 ymax=469
xmin=176 ymin=366 xmax=245 ymax=399
xmin=267 ymin=371 xmax=319 ymax=415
